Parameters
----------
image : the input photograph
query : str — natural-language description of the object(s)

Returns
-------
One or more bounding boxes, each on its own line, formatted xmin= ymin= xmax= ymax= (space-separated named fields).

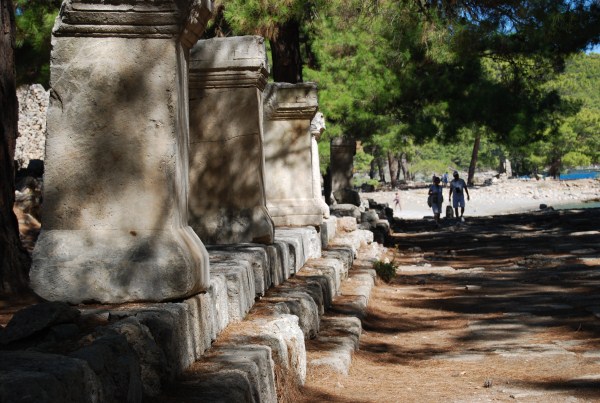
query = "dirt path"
xmin=301 ymin=208 xmax=600 ymax=402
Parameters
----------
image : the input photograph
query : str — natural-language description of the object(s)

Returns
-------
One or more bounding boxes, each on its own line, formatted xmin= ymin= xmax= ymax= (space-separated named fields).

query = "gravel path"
xmin=301 ymin=208 xmax=600 ymax=402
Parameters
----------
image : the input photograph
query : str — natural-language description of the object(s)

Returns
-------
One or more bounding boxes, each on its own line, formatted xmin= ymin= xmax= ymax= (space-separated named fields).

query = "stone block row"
xmin=0 ymin=220 xmax=387 ymax=402
xmin=30 ymin=26 xmax=336 ymax=305
xmin=155 ymin=231 xmax=382 ymax=402
xmin=306 ymin=253 xmax=380 ymax=376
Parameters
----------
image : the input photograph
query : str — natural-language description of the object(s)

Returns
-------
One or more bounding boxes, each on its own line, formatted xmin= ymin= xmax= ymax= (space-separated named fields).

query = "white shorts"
xmin=452 ymin=194 xmax=465 ymax=208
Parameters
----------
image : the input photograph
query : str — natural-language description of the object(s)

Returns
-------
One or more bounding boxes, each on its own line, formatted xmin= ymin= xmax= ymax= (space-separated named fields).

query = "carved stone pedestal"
xmin=263 ymin=83 xmax=323 ymax=227
xmin=188 ymin=36 xmax=274 ymax=244
xmin=30 ymin=0 xmax=213 ymax=303
xmin=330 ymin=137 xmax=359 ymax=205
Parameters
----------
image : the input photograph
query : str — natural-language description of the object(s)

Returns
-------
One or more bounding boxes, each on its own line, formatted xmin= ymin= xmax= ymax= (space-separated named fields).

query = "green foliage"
xmin=508 ymin=52 xmax=600 ymax=174
xmin=221 ymin=0 xmax=318 ymax=39
xmin=11 ymin=0 xmax=599 ymax=178
xmin=14 ymin=0 xmax=61 ymax=86
xmin=562 ymin=151 xmax=592 ymax=168
xmin=353 ymin=146 xmax=374 ymax=173
xmin=373 ymin=260 xmax=397 ymax=283
xmin=303 ymin=0 xmax=399 ymax=142
xmin=381 ymin=1 xmax=599 ymax=145
xmin=352 ymin=176 xmax=379 ymax=189
xmin=318 ymin=140 xmax=330 ymax=175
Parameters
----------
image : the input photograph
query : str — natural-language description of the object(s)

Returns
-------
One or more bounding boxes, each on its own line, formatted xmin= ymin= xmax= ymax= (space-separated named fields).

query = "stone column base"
xmin=30 ymin=227 xmax=209 ymax=304
xmin=190 ymin=206 xmax=274 ymax=245
xmin=267 ymin=199 xmax=324 ymax=227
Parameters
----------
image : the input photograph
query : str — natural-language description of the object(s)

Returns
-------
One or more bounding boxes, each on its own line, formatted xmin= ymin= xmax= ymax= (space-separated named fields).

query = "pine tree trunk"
xmin=400 ymin=152 xmax=411 ymax=181
xmin=377 ymin=155 xmax=385 ymax=182
xmin=467 ymin=129 xmax=481 ymax=186
xmin=1 ymin=0 xmax=31 ymax=296
xmin=271 ymin=20 xmax=303 ymax=83
xmin=369 ymin=158 xmax=377 ymax=179
xmin=549 ymin=153 xmax=561 ymax=179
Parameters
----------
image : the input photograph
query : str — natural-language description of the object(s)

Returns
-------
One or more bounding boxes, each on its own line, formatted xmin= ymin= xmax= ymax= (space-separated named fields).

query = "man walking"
xmin=442 ymin=172 xmax=449 ymax=187
xmin=449 ymin=171 xmax=470 ymax=221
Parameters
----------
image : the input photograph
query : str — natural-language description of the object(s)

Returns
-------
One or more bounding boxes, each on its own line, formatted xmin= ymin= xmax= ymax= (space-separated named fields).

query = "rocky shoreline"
xmin=365 ymin=178 xmax=600 ymax=219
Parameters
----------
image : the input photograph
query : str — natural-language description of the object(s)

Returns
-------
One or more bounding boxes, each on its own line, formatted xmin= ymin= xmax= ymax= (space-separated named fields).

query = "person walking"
xmin=449 ymin=171 xmax=470 ymax=221
xmin=442 ymin=172 xmax=449 ymax=187
xmin=393 ymin=191 xmax=401 ymax=212
xmin=428 ymin=176 xmax=444 ymax=227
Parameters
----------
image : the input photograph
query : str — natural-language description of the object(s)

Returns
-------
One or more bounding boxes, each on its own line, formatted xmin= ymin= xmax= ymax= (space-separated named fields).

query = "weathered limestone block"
xmin=0 ymin=351 xmax=101 ymax=402
xmin=322 ymin=246 xmax=355 ymax=273
xmin=171 ymin=345 xmax=277 ymax=403
xmin=305 ymin=257 xmax=347 ymax=295
xmin=109 ymin=303 xmax=199 ymax=380
xmin=263 ymin=83 xmax=323 ymax=227
xmin=329 ymin=229 xmax=374 ymax=257
xmin=273 ymin=239 xmax=293 ymax=283
xmin=330 ymin=204 xmax=362 ymax=221
xmin=209 ymin=258 xmax=256 ymax=322
xmin=106 ymin=317 xmax=167 ymax=398
xmin=337 ymin=216 xmax=359 ymax=233
xmin=0 ymin=301 xmax=80 ymax=345
xmin=226 ymin=314 xmax=306 ymax=387
xmin=307 ymin=317 xmax=362 ymax=375
xmin=263 ymin=290 xmax=320 ymax=339
xmin=274 ymin=233 xmax=303 ymax=274
xmin=184 ymin=293 xmax=215 ymax=360
xmin=286 ymin=276 xmax=328 ymax=315
xmin=188 ymin=36 xmax=274 ymax=244
xmin=208 ymin=275 xmax=230 ymax=338
xmin=30 ymin=0 xmax=213 ymax=303
xmin=69 ymin=330 xmax=143 ymax=402
xmin=330 ymin=137 xmax=359 ymax=205
xmin=275 ymin=227 xmax=322 ymax=273
xmin=320 ymin=216 xmax=337 ymax=248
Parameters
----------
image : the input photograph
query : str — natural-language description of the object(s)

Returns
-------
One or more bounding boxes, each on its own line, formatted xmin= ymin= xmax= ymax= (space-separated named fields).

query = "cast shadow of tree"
xmin=359 ymin=208 xmax=600 ymax=397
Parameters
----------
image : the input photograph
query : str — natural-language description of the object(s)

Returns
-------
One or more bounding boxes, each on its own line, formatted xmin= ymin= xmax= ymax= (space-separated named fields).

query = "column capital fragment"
xmin=264 ymin=82 xmax=318 ymax=121
xmin=53 ymin=0 xmax=212 ymax=42
xmin=190 ymin=36 xmax=270 ymax=90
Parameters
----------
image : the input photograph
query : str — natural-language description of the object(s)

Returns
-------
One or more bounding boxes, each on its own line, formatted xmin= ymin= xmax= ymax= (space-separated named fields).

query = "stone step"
xmin=306 ymin=252 xmax=379 ymax=376
xmin=156 ymin=240 xmax=384 ymax=402
xmin=0 ymin=222 xmax=386 ymax=402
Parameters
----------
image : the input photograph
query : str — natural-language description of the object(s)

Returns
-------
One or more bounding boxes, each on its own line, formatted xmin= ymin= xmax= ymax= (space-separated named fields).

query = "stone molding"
xmin=190 ymin=36 xmax=269 ymax=90
xmin=54 ymin=0 xmax=212 ymax=46
xmin=264 ymin=82 xmax=318 ymax=121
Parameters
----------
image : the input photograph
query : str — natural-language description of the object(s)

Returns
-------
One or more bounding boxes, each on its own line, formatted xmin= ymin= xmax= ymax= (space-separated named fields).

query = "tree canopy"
xmin=13 ymin=0 xmax=60 ymax=87
xmin=11 ymin=0 xmax=600 ymax=177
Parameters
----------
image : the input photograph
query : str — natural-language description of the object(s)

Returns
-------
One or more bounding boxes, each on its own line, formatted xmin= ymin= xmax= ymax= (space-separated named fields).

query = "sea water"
xmin=558 ymin=169 xmax=600 ymax=180
xmin=554 ymin=200 xmax=600 ymax=210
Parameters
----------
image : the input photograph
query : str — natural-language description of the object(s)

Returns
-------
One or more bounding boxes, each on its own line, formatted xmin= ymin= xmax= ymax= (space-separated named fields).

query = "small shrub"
xmin=373 ymin=260 xmax=397 ymax=283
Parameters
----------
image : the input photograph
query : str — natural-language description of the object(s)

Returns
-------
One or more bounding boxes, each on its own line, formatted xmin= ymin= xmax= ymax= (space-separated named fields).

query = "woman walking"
xmin=428 ymin=176 xmax=444 ymax=227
